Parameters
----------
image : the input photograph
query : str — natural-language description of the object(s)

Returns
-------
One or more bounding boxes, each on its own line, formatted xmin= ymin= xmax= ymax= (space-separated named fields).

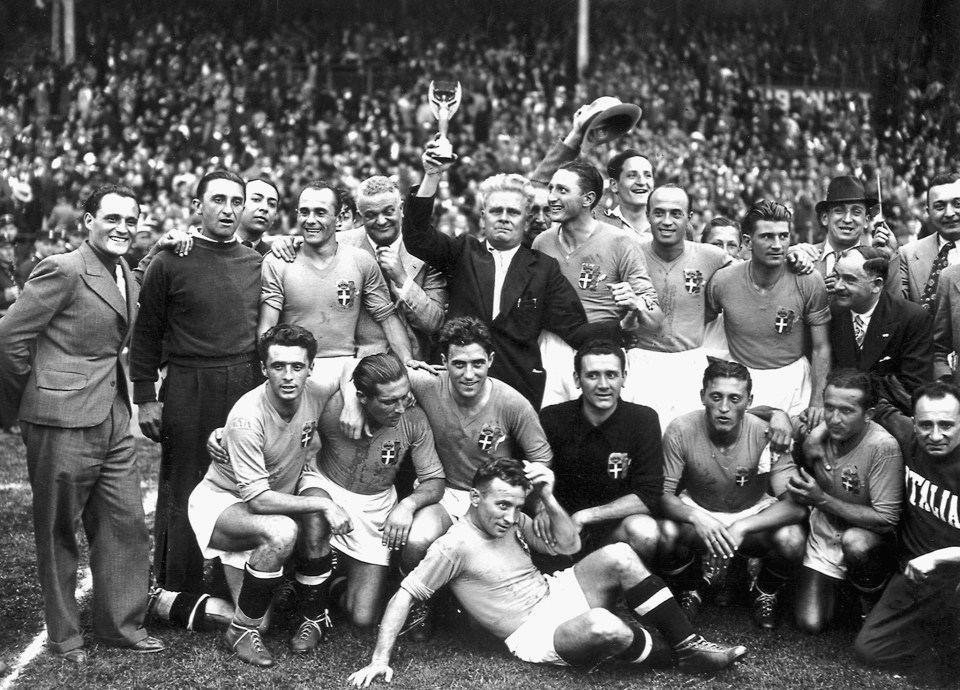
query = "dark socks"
xmin=236 ymin=564 xmax=284 ymax=625
xmin=625 ymin=575 xmax=695 ymax=647
xmin=295 ymin=553 xmax=333 ymax=620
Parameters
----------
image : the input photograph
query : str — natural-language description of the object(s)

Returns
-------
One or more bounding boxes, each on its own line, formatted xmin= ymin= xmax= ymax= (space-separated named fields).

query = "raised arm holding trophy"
xmin=428 ymin=80 xmax=461 ymax=163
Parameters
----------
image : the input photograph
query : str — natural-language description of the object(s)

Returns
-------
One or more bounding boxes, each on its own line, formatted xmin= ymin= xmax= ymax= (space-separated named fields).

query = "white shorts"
xmin=678 ymin=491 xmax=778 ymax=527
xmin=503 ymin=567 xmax=591 ymax=665
xmin=309 ymin=355 xmax=357 ymax=384
xmin=701 ymin=316 xmax=730 ymax=360
xmin=188 ymin=480 xmax=253 ymax=570
xmin=438 ymin=486 xmax=472 ymax=521
xmin=803 ymin=508 xmax=847 ymax=580
xmin=538 ymin=330 xmax=577 ymax=409
xmin=622 ymin=348 xmax=709 ymax=428
xmin=747 ymin=357 xmax=812 ymax=418
xmin=300 ymin=471 xmax=397 ymax=567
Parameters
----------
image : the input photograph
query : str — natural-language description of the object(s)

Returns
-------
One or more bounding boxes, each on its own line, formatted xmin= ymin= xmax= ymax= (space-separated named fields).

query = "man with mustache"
xmin=900 ymin=173 xmax=960 ymax=308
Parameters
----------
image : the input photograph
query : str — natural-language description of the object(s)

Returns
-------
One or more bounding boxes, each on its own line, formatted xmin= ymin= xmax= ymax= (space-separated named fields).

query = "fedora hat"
xmin=580 ymin=97 xmax=643 ymax=148
xmin=815 ymin=176 xmax=877 ymax=216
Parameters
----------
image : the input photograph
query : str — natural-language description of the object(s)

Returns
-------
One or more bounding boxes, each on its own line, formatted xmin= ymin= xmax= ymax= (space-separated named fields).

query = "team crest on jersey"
xmin=336 ymin=280 xmax=356 ymax=308
xmin=683 ymin=269 xmax=704 ymax=295
xmin=477 ymin=423 xmax=505 ymax=453
xmin=578 ymin=262 xmax=607 ymax=291
xmin=841 ymin=466 xmax=861 ymax=494
xmin=733 ymin=466 xmax=752 ymax=487
xmin=774 ymin=307 xmax=797 ymax=335
xmin=380 ymin=440 xmax=400 ymax=466
xmin=607 ymin=452 xmax=631 ymax=479
xmin=300 ymin=421 xmax=317 ymax=448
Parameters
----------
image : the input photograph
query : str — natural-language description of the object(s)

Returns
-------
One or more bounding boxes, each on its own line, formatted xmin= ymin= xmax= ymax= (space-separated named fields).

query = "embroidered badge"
xmin=607 ymin=452 xmax=632 ymax=479
xmin=841 ymin=466 xmax=861 ymax=494
xmin=734 ymin=466 xmax=752 ymax=487
xmin=336 ymin=280 xmax=356 ymax=308
xmin=380 ymin=440 xmax=399 ymax=466
xmin=300 ymin=421 xmax=317 ymax=448
xmin=683 ymin=269 xmax=704 ymax=295
xmin=477 ymin=423 xmax=505 ymax=453
xmin=578 ymin=262 xmax=607 ymax=291
xmin=774 ymin=306 xmax=797 ymax=335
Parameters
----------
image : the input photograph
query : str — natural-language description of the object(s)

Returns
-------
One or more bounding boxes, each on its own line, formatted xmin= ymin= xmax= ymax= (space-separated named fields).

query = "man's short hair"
xmin=336 ymin=187 xmax=359 ymax=219
xmin=825 ymin=368 xmax=876 ymax=410
xmin=196 ymin=170 xmax=245 ymax=200
xmin=257 ymin=323 xmax=318 ymax=364
xmin=438 ymin=316 xmax=493 ymax=356
xmin=912 ymin=380 xmax=960 ymax=412
xmin=472 ymin=457 xmax=531 ymax=493
xmin=741 ymin=199 xmax=792 ymax=237
xmin=478 ymin=174 xmax=534 ymax=211
xmin=606 ymin=149 xmax=654 ymax=181
xmin=700 ymin=216 xmax=741 ymax=243
xmin=558 ymin=161 xmax=603 ymax=210
xmin=246 ymin=176 xmax=280 ymax=198
xmin=845 ymin=245 xmax=890 ymax=282
xmin=357 ymin=176 xmax=399 ymax=203
xmin=927 ymin=173 xmax=960 ymax=204
xmin=648 ymin=183 xmax=690 ymax=212
xmin=574 ymin=339 xmax=626 ymax=375
xmin=702 ymin=359 xmax=752 ymax=395
xmin=299 ymin=180 xmax=342 ymax=214
xmin=83 ymin=183 xmax=139 ymax=218
xmin=353 ymin=353 xmax=407 ymax=397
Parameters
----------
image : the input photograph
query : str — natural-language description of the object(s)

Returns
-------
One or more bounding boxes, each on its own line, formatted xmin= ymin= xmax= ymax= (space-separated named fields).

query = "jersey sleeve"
xmin=401 ymin=535 xmax=463 ymax=601
xmin=407 ymin=410 xmax=445 ymax=483
xmin=767 ymin=442 xmax=800 ymax=498
xmin=358 ymin=252 xmax=397 ymax=322
xmin=618 ymin=236 xmax=659 ymax=306
xmin=260 ymin=255 xmax=286 ymax=311
xmin=661 ymin=419 xmax=688 ymax=496
xmin=800 ymin=272 xmax=831 ymax=326
xmin=629 ymin=408 xmax=665 ymax=512
xmin=224 ymin=415 xmax=271 ymax=502
xmin=867 ymin=437 xmax=905 ymax=527
xmin=508 ymin=390 xmax=553 ymax=465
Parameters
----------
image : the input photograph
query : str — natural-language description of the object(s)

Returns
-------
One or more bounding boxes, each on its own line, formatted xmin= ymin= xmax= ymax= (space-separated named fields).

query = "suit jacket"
xmin=933 ymin=264 xmax=960 ymax=383
xmin=337 ymin=228 xmax=447 ymax=359
xmin=830 ymin=291 xmax=932 ymax=413
xmin=403 ymin=189 xmax=616 ymax=405
xmin=0 ymin=242 xmax=137 ymax=426
xmin=899 ymin=234 xmax=939 ymax=303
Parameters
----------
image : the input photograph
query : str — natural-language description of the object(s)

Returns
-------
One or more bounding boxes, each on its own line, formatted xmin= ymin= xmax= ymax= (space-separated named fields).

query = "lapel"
xmin=912 ymin=234 xmax=939 ymax=284
xmin=834 ymin=306 xmax=859 ymax=364
xmin=859 ymin=292 xmax=897 ymax=368
xmin=119 ymin=256 xmax=137 ymax=324
xmin=469 ymin=240 xmax=495 ymax=321
xmin=398 ymin=241 xmax=423 ymax=282
xmin=495 ymin=247 xmax=536 ymax=323
xmin=79 ymin=243 xmax=127 ymax=321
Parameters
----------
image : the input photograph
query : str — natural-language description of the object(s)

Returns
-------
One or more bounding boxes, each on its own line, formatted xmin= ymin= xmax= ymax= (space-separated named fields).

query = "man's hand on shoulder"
xmin=156 ymin=228 xmax=198 ymax=257
xmin=269 ymin=235 xmax=302 ymax=263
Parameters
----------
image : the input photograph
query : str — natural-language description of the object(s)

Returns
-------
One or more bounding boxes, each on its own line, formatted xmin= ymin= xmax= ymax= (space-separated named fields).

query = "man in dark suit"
xmin=831 ymin=246 xmax=932 ymax=413
xmin=403 ymin=141 xmax=616 ymax=407
xmin=900 ymin=172 xmax=960 ymax=308
xmin=0 ymin=184 xmax=164 ymax=663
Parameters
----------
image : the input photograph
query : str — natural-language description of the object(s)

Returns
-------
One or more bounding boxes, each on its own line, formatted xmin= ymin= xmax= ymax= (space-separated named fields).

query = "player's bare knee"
xmin=772 ymin=525 xmax=806 ymax=561
xmin=656 ymin=519 xmax=680 ymax=554
xmin=606 ymin=542 xmax=648 ymax=579
xmin=622 ymin=515 xmax=659 ymax=556
xmin=840 ymin=529 xmax=875 ymax=565
xmin=263 ymin=515 xmax=299 ymax=556
xmin=582 ymin=609 xmax=632 ymax=649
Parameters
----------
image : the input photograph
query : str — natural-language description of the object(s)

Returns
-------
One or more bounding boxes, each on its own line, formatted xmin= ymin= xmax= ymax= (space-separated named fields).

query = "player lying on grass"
xmin=348 ymin=457 xmax=747 ymax=687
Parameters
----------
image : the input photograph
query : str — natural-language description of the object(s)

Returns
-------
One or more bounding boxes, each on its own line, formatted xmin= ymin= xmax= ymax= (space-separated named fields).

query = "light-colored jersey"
xmin=407 ymin=370 xmax=552 ymax=490
xmin=260 ymin=244 xmax=396 ymax=357
xmin=662 ymin=410 xmax=798 ymax=512
xmin=315 ymin=391 xmax=445 ymax=495
xmin=207 ymin=378 xmax=338 ymax=502
xmin=706 ymin=261 xmax=830 ymax=369
xmin=811 ymin=420 xmax=903 ymax=527
xmin=635 ymin=240 xmax=731 ymax=352
xmin=532 ymin=222 xmax=659 ymax=323
xmin=402 ymin=515 xmax=548 ymax=640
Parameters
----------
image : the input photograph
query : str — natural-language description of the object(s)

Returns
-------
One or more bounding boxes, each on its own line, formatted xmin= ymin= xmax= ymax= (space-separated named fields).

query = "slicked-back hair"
xmin=648 ymin=183 xmax=691 ymax=214
xmin=928 ymin=173 xmax=960 ymax=204
xmin=83 ymin=183 xmax=138 ymax=218
xmin=438 ymin=316 xmax=493 ymax=357
xmin=473 ymin=457 xmax=532 ymax=493
xmin=701 ymin=216 xmax=741 ymax=243
xmin=258 ymin=323 xmax=318 ymax=365
xmin=825 ymin=368 xmax=876 ymax=410
xmin=337 ymin=187 xmax=359 ymax=219
xmin=558 ymin=161 xmax=604 ymax=209
xmin=702 ymin=359 xmax=753 ymax=395
xmin=196 ymin=170 xmax=245 ymax=200
xmin=607 ymin=149 xmax=654 ymax=181
xmin=741 ymin=199 xmax=792 ymax=237
xmin=574 ymin=340 xmax=626 ymax=376
xmin=479 ymin=173 xmax=534 ymax=211
xmin=353 ymin=353 xmax=408 ymax=398
xmin=299 ymin=180 xmax=342 ymax=214
xmin=845 ymin=245 xmax=890 ymax=282
xmin=246 ymin=177 xmax=280 ymax=199
xmin=912 ymin=380 xmax=960 ymax=413
xmin=357 ymin=176 xmax=399 ymax=201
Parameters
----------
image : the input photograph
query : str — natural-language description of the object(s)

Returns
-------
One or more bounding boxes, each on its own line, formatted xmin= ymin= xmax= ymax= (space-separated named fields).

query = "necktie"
xmin=853 ymin=314 xmax=865 ymax=349
xmin=920 ymin=241 xmax=955 ymax=311
xmin=115 ymin=264 xmax=126 ymax=306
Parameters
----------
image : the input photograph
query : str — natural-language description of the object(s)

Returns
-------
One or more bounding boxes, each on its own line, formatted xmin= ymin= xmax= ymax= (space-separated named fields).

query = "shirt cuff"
xmin=133 ymin=380 xmax=158 ymax=404
xmin=397 ymin=275 xmax=416 ymax=302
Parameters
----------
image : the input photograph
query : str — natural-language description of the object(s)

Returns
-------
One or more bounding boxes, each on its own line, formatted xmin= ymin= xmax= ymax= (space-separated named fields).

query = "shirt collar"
xmin=485 ymin=241 xmax=521 ymax=263
xmin=939 ymin=234 xmax=957 ymax=251
xmin=368 ymin=233 xmax=403 ymax=255
xmin=853 ymin=296 xmax=880 ymax=319
xmin=820 ymin=237 xmax=859 ymax=259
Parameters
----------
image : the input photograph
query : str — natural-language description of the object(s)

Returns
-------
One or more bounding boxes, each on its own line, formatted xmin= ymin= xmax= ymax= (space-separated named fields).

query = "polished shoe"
xmin=290 ymin=612 xmax=331 ymax=654
xmin=751 ymin=591 xmax=779 ymax=630
xmin=677 ymin=589 xmax=702 ymax=622
xmin=224 ymin=623 xmax=274 ymax=668
xmin=127 ymin=636 xmax=166 ymax=653
xmin=675 ymin=634 xmax=747 ymax=673
xmin=55 ymin=648 xmax=87 ymax=664
xmin=401 ymin=601 xmax=433 ymax=642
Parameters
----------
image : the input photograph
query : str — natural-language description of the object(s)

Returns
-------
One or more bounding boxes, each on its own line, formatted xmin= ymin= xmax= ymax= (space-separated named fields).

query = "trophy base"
xmin=433 ymin=137 xmax=455 ymax=164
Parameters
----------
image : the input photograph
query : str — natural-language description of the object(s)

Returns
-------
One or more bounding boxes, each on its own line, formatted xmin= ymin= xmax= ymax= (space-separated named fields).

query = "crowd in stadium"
xmin=0 ymin=0 xmax=958 ymax=684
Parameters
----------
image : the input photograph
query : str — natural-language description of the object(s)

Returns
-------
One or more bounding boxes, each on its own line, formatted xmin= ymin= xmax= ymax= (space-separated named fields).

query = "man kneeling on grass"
xmin=348 ymin=458 xmax=746 ymax=687
xmin=186 ymin=323 xmax=350 ymax=667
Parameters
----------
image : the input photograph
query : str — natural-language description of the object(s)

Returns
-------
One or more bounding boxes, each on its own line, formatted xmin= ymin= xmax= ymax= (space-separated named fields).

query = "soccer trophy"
xmin=428 ymin=80 xmax=462 ymax=163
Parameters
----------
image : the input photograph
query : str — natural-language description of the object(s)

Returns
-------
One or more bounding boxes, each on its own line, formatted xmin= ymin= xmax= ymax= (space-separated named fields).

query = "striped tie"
xmin=853 ymin=314 xmax=865 ymax=349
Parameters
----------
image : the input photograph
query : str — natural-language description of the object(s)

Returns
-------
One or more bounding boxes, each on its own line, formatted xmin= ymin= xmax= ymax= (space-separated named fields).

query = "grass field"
xmin=0 ymin=432 xmax=955 ymax=689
